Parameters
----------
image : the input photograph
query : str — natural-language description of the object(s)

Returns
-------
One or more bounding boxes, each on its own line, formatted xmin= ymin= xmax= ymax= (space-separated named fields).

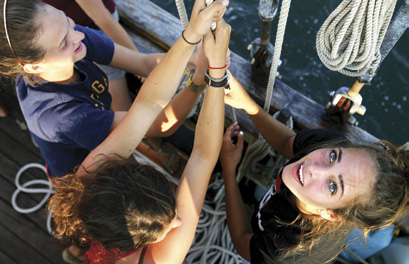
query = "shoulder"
xmin=76 ymin=25 xmax=115 ymax=64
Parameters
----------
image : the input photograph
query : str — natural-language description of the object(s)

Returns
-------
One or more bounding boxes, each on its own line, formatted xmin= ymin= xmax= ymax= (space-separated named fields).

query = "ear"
xmin=320 ymin=209 xmax=345 ymax=222
xmin=23 ymin=63 xmax=44 ymax=74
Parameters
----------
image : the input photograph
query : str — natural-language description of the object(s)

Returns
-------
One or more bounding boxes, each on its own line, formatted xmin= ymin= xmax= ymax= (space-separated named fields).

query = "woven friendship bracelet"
xmin=185 ymin=70 xmax=207 ymax=93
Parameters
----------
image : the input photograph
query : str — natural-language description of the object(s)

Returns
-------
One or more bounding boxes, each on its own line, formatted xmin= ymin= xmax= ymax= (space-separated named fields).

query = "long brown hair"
xmin=49 ymin=158 xmax=176 ymax=253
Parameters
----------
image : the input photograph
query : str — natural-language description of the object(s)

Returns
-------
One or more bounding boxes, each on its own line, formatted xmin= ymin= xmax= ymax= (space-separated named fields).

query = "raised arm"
xmin=220 ymin=123 xmax=253 ymax=261
xmin=225 ymin=75 xmax=296 ymax=159
xmin=149 ymin=18 xmax=231 ymax=264
xmin=79 ymin=0 xmax=229 ymax=173
xmin=75 ymin=0 xmax=138 ymax=51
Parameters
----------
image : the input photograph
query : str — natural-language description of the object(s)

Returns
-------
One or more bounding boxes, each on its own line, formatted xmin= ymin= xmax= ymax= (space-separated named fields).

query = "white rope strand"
xmin=264 ymin=0 xmax=291 ymax=113
xmin=175 ymin=0 xmax=189 ymax=29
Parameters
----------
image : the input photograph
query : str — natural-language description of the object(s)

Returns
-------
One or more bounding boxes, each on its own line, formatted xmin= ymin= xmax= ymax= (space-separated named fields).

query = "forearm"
xmin=80 ymin=31 xmax=200 ymax=169
xmin=146 ymin=66 xmax=207 ymax=137
xmin=245 ymin=101 xmax=295 ymax=159
xmin=109 ymin=46 xmax=164 ymax=77
xmin=223 ymin=168 xmax=253 ymax=260
xmin=193 ymin=68 xmax=225 ymax=159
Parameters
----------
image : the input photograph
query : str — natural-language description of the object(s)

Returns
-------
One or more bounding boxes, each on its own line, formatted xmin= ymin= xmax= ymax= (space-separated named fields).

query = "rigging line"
xmin=263 ymin=0 xmax=291 ymax=114
xmin=175 ymin=0 xmax=189 ymax=29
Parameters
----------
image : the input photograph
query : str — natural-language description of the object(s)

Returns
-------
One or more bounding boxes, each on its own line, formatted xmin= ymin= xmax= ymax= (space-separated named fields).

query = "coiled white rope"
xmin=186 ymin=173 xmax=244 ymax=264
xmin=11 ymin=163 xmax=55 ymax=234
xmin=316 ymin=0 xmax=397 ymax=77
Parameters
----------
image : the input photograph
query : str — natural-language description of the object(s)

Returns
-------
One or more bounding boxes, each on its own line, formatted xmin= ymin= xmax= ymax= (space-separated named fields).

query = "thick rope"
xmin=264 ymin=0 xmax=291 ymax=113
xmin=237 ymin=0 xmax=292 ymax=184
xmin=316 ymin=0 xmax=397 ymax=77
xmin=175 ymin=0 xmax=189 ymax=29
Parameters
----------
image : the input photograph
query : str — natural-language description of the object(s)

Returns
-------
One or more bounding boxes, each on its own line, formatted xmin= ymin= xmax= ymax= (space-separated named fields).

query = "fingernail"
xmin=239 ymin=131 xmax=244 ymax=135
xmin=222 ymin=0 xmax=229 ymax=6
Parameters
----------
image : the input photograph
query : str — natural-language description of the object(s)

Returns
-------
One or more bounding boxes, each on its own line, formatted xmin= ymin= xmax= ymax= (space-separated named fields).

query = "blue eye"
xmin=329 ymin=181 xmax=337 ymax=196
xmin=330 ymin=150 xmax=337 ymax=163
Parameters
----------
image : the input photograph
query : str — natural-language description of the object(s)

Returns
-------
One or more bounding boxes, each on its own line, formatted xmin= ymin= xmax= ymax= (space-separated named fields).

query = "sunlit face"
xmin=35 ymin=4 xmax=86 ymax=72
xmin=153 ymin=215 xmax=182 ymax=243
xmin=282 ymin=147 xmax=376 ymax=215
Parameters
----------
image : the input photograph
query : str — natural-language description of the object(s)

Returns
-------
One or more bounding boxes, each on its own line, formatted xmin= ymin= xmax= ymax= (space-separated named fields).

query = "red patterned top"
xmin=85 ymin=241 xmax=140 ymax=264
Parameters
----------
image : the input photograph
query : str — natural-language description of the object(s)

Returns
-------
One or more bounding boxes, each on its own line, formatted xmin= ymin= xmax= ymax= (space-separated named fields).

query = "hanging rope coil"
xmin=316 ymin=0 xmax=397 ymax=77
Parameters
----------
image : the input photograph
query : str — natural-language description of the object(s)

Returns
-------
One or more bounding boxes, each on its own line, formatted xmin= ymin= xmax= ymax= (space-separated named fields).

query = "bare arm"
xmin=225 ymin=75 xmax=296 ymax=159
xmin=145 ymin=41 xmax=209 ymax=137
xmin=79 ymin=0 xmax=229 ymax=174
xmin=148 ymin=17 xmax=231 ymax=264
xmin=75 ymin=0 xmax=138 ymax=51
xmin=220 ymin=123 xmax=253 ymax=261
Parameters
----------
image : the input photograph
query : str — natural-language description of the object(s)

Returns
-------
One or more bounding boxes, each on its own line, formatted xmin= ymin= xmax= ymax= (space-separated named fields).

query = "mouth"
xmin=298 ymin=164 xmax=304 ymax=186
xmin=75 ymin=42 xmax=82 ymax=53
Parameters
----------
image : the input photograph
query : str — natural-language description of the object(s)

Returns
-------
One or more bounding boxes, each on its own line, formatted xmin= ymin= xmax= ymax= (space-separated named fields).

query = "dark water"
xmin=152 ymin=0 xmax=408 ymax=146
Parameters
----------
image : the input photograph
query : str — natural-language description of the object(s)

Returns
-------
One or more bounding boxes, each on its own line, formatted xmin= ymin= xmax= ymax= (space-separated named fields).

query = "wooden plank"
xmin=116 ymin=0 xmax=379 ymax=144
xmin=0 ymin=176 xmax=64 ymax=263
xmin=0 ymin=221 xmax=60 ymax=264
xmin=0 ymin=250 xmax=18 ymax=264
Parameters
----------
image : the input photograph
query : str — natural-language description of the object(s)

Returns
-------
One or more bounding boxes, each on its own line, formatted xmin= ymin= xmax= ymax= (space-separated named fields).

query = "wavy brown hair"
xmin=48 ymin=158 xmax=176 ymax=253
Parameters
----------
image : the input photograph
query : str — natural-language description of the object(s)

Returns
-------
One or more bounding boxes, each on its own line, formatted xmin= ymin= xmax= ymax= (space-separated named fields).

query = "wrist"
xmin=181 ymin=27 xmax=201 ymax=45
xmin=204 ymin=69 xmax=230 ymax=87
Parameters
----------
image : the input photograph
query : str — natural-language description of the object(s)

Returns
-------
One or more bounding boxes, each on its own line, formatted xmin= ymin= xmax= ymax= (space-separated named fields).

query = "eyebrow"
xmin=337 ymin=148 xmax=343 ymax=163
xmin=338 ymin=174 xmax=345 ymax=198
xmin=58 ymin=16 xmax=70 ymax=49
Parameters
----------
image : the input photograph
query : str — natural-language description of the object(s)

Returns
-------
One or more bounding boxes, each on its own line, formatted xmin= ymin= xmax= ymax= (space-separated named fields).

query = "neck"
xmin=290 ymin=195 xmax=319 ymax=216
xmin=38 ymin=67 xmax=78 ymax=84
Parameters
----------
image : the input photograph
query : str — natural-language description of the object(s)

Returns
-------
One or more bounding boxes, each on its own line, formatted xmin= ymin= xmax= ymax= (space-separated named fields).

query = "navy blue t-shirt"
xmin=16 ymin=25 xmax=115 ymax=177
xmin=249 ymin=129 xmax=350 ymax=264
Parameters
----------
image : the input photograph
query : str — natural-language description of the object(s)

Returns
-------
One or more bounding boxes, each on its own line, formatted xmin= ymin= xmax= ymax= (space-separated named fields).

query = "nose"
xmin=70 ymin=30 xmax=85 ymax=44
xmin=306 ymin=161 xmax=331 ymax=180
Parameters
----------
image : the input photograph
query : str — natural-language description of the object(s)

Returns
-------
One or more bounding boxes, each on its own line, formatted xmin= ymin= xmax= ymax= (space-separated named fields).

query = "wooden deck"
xmin=0 ymin=83 xmax=65 ymax=264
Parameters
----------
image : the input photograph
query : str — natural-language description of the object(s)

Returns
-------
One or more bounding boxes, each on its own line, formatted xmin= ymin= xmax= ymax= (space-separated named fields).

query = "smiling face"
xmin=282 ymin=147 xmax=376 ymax=216
xmin=33 ymin=4 xmax=86 ymax=75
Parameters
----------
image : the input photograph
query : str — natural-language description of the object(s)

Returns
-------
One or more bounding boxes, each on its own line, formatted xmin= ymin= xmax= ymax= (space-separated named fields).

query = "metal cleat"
xmin=325 ymin=86 xmax=366 ymax=126
xmin=249 ymin=0 xmax=281 ymax=78
xmin=330 ymin=87 xmax=367 ymax=116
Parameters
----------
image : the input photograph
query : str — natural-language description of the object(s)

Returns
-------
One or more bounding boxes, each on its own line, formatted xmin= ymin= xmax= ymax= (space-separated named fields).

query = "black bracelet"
xmin=204 ymin=69 xmax=230 ymax=87
xmin=181 ymin=30 xmax=201 ymax=45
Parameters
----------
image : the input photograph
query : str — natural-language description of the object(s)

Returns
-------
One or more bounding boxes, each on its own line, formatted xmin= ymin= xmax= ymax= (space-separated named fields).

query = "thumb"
xmin=237 ymin=131 xmax=244 ymax=148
